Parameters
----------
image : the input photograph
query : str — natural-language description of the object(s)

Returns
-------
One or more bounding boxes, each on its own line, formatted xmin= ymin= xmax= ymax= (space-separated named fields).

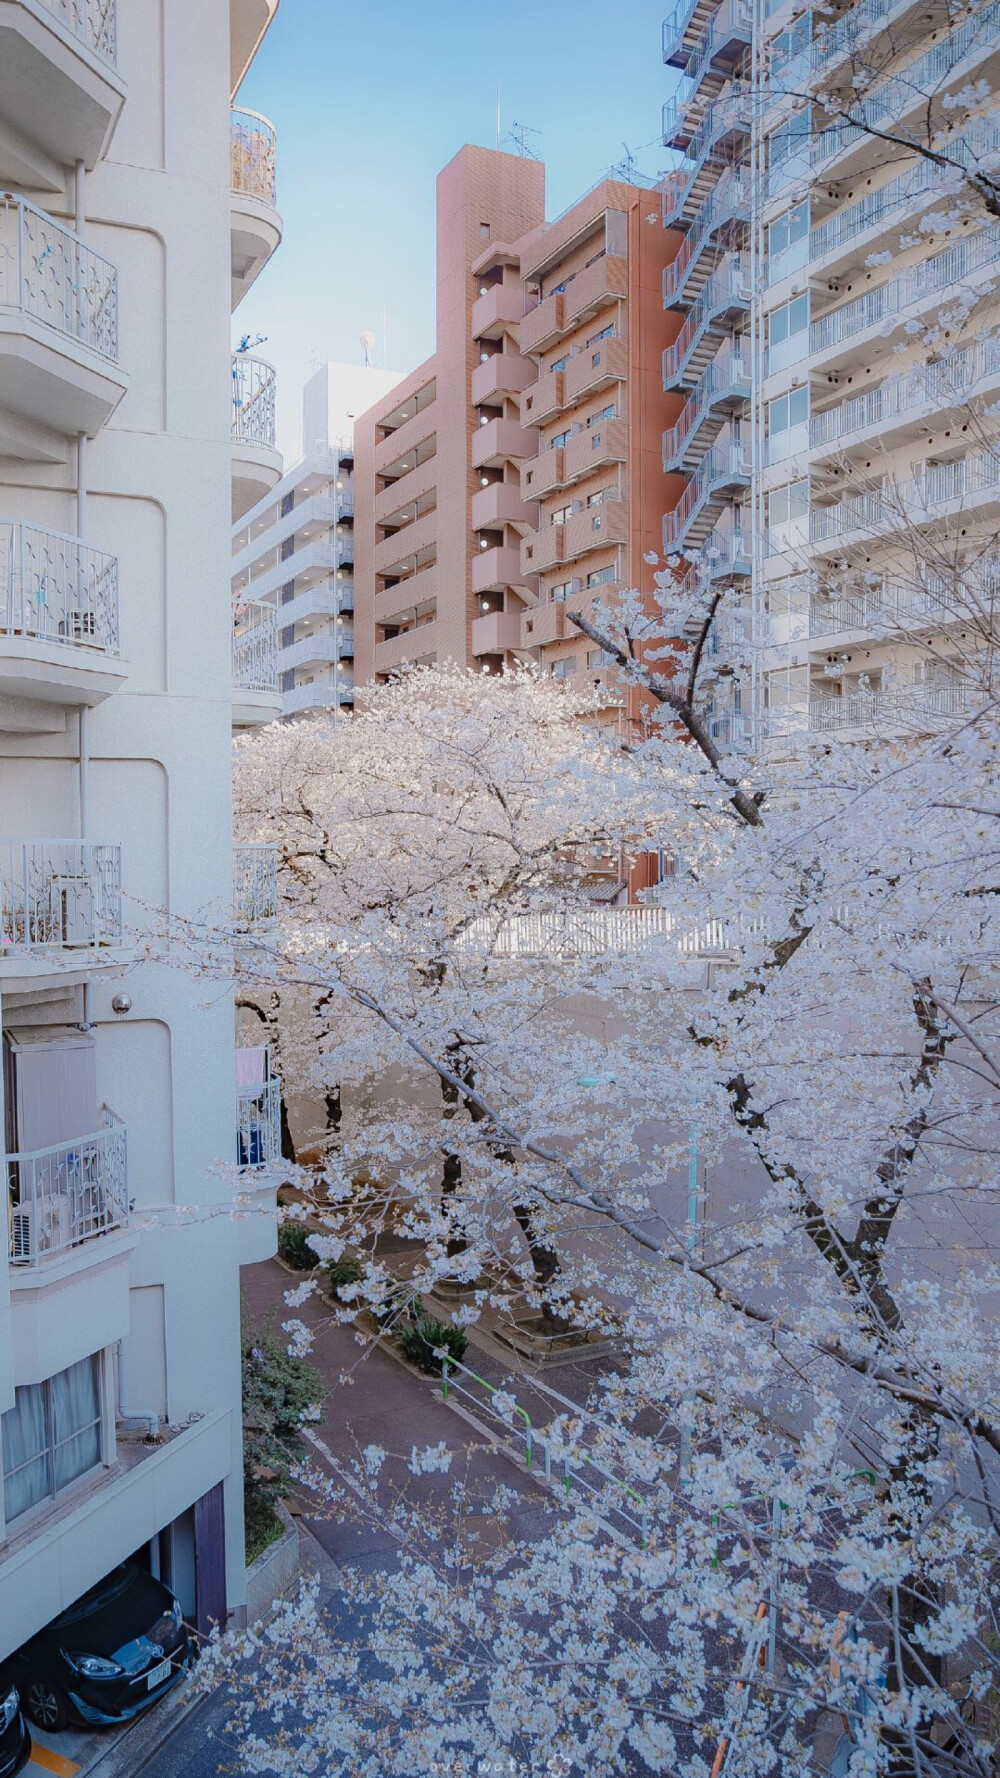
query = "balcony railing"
xmin=233 ymin=843 xmax=278 ymax=929
xmin=0 ymin=841 xmax=122 ymax=952
xmin=237 ymin=1074 xmax=281 ymax=1168
xmin=231 ymin=108 xmax=277 ymax=206
xmin=39 ymin=0 xmax=117 ymax=66
xmin=811 ymin=337 xmax=1000 ymax=450
xmin=233 ymin=600 xmax=278 ymax=693
xmin=0 ymin=195 xmax=118 ymax=361
xmin=282 ymin=679 xmax=354 ymax=714
xmin=809 ymin=131 xmax=1000 ymax=266
xmin=809 ymin=679 xmax=982 ymax=731
xmin=0 ymin=520 xmax=119 ymax=654
xmin=8 ymin=1107 xmax=128 ymax=1266
xmin=811 ymin=448 xmax=1000 ymax=542
xmin=810 ymin=224 xmax=1000 ymax=356
xmin=232 ymin=353 xmax=277 ymax=448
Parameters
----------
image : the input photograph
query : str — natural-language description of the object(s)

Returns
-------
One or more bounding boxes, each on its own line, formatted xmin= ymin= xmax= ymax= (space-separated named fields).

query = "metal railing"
xmin=811 ymin=338 xmax=1000 ymax=449
xmin=662 ymin=169 xmax=750 ymax=305
xmin=663 ymin=97 xmax=751 ymax=226
xmin=809 ymin=679 xmax=984 ymax=731
xmin=809 ymin=581 xmax=949 ymax=635
xmin=664 ymin=443 xmax=751 ymax=548
xmin=662 ymin=351 xmax=751 ymax=468
xmin=230 ymin=108 xmax=277 ymax=206
xmin=0 ymin=194 xmax=118 ymax=361
xmin=233 ymin=843 xmax=278 ymax=929
xmin=8 ymin=1107 xmax=128 ymax=1265
xmin=811 ymin=448 xmax=1000 ymax=542
xmin=662 ymin=255 xmax=750 ymax=387
xmin=237 ymin=1074 xmax=281 ymax=1168
xmin=0 ymin=841 xmax=122 ymax=951
xmin=0 ymin=519 xmax=119 ymax=653
xmin=232 ymin=353 xmax=277 ymax=448
xmin=810 ymin=224 xmax=1000 ymax=356
xmin=39 ymin=0 xmax=117 ymax=66
xmin=233 ymin=600 xmax=278 ymax=693
xmin=809 ymin=129 xmax=1000 ymax=265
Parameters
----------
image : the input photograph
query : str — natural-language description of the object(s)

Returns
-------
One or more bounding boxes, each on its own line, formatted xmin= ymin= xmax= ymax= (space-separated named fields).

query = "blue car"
xmin=0 ymin=1687 xmax=30 ymax=1778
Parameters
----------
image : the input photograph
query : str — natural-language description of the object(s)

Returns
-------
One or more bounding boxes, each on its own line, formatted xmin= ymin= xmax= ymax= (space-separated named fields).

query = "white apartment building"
xmin=232 ymin=361 xmax=403 ymax=719
xmin=0 ymin=0 xmax=283 ymax=1655
xmin=661 ymin=0 xmax=1000 ymax=745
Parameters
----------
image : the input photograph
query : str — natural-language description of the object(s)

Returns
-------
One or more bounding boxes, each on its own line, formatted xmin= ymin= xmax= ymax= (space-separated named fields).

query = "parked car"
xmin=2 ymin=1563 xmax=194 ymax=1732
xmin=0 ymin=1686 xmax=29 ymax=1778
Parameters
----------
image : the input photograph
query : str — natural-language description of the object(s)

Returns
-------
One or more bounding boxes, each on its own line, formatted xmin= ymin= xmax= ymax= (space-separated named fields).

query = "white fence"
xmin=237 ymin=1074 xmax=282 ymax=1168
xmin=8 ymin=1108 xmax=128 ymax=1266
xmin=233 ymin=843 xmax=279 ymax=929
xmin=0 ymin=194 xmax=118 ymax=361
xmin=0 ymin=520 xmax=119 ymax=652
xmin=233 ymin=601 xmax=278 ymax=692
xmin=231 ymin=108 xmax=277 ymax=205
xmin=40 ymin=0 xmax=117 ymax=63
xmin=0 ymin=841 xmax=122 ymax=951
xmin=232 ymin=354 xmax=277 ymax=448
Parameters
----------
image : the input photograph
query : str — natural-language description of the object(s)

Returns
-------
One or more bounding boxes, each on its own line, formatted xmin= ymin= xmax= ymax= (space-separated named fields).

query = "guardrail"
xmin=40 ymin=0 xmax=117 ymax=66
xmin=811 ymin=224 xmax=1000 ymax=355
xmin=231 ymin=107 xmax=277 ymax=206
xmin=0 ymin=519 xmax=119 ymax=653
xmin=0 ymin=840 xmax=122 ymax=951
xmin=237 ymin=1074 xmax=282 ymax=1167
xmin=0 ymin=194 xmax=118 ymax=361
xmin=233 ymin=843 xmax=279 ymax=929
xmin=233 ymin=599 xmax=278 ymax=692
xmin=8 ymin=1107 xmax=128 ymax=1265
xmin=232 ymin=353 xmax=277 ymax=448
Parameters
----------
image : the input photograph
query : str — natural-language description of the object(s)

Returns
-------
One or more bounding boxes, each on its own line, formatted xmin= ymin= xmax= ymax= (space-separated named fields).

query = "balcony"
xmin=471 ymin=545 xmax=524 ymax=594
xmin=472 ymin=481 xmax=537 ymax=532
xmin=521 ymin=367 xmax=564 ymax=427
xmin=520 ymin=601 xmax=566 ymax=647
xmin=233 ymin=842 xmax=278 ymax=930
xmin=565 ymin=498 xmax=628 ymax=561
xmin=520 ymin=292 xmax=565 ymax=357
xmin=521 ymin=524 xmax=566 ymax=575
xmin=230 ymin=107 xmax=282 ymax=309
xmin=374 ymin=622 xmax=440 ymax=675
xmin=808 ymin=225 xmax=1000 ymax=368
xmin=375 ymin=562 xmax=436 ymax=626
xmin=471 ymin=417 xmax=538 ymax=471
xmin=0 ymin=839 xmax=124 ymax=989
xmin=237 ymin=1061 xmax=281 ymax=1169
xmin=810 ymin=337 xmax=1000 ymax=457
xmin=8 ymin=1107 xmax=128 ymax=1267
xmin=808 ymin=144 xmax=999 ymax=278
xmin=0 ymin=518 xmax=126 ymax=711
xmin=282 ymin=677 xmax=353 ymax=714
xmin=375 ymin=508 xmax=437 ymax=577
xmin=232 ymin=599 xmax=279 ymax=729
xmin=471 ymin=351 xmax=535 ymax=405
xmin=808 ymin=678 xmax=982 ymax=733
xmin=279 ymin=628 xmax=353 ymax=671
xmin=470 ymin=284 xmax=523 ymax=340
xmin=0 ymin=194 xmax=125 ymax=459
xmin=231 ymin=353 xmax=281 ymax=520
xmin=244 ymin=536 xmax=347 ymax=604
xmin=231 ymin=0 xmax=279 ymax=93
xmin=470 ymin=610 xmax=522 ymax=656
xmin=521 ymin=446 xmax=566 ymax=500
xmin=521 ymin=258 xmax=628 ymax=358
xmin=0 ymin=0 xmax=125 ymax=191
xmin=564 ymin=334 xmax=628 ymax=407
xmin=564 ymin=417 xmax=628 ymax=484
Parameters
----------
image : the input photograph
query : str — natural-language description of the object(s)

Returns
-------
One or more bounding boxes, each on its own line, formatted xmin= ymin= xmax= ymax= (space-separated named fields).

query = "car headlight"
xmin=169 ymin=1597 xmax=182 ymax=1628
xmin=0 ymin=1689 xmax=18 ymax=1731
xmin=61 ymin=1651 xmax=123 ymax=1678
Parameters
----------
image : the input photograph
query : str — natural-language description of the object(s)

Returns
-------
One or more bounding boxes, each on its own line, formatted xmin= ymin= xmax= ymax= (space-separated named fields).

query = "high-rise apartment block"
xmin=233 ymin=362 xmax=403 ymax=719
xmin=662 ymin=0 xmax=1000 ymax=745
xmin=0 ymin=0 xmax=282 ymax=1655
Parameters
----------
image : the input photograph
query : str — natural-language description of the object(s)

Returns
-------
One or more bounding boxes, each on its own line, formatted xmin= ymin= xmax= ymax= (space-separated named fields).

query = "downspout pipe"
xmin=116 ymin=1340 xmax=160 ymax=1440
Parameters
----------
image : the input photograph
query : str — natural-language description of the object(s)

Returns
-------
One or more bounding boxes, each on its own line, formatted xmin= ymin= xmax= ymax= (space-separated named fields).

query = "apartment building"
xmin=516 ymin=178 xmax=677 ymax=699
xmin=0 ymin=0 xmax=282 ymax=1657
xmin=232 ymin=361 xmax=402 ymax=719
xmin=354 ymin=146 xmax=546 ymax=683
xmin=662 ymin=0 xmax=1000 ymax=745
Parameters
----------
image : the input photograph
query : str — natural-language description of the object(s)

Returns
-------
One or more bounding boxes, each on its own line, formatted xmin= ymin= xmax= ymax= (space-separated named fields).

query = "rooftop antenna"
xmin=506 ymin=120 xmax=541 ymax=159
xmin=360 ymin=329 xmax=375 ymax=368
xmin=616 ymin=141 xmax=638 ymax=182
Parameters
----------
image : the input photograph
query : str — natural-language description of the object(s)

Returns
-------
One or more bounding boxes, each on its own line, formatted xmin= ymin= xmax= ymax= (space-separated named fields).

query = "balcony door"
xmin=4 ymin=1028 xmax=98 ymax=1155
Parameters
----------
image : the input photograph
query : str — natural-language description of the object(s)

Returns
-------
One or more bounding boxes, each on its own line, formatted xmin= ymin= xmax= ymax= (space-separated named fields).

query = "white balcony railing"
xmin=810 ymin=448 xmax=1000 ymax=544
xmin=233 ymin=600 xmax=278 ymax=693
xmin=0 ymin=195 xmax=118 ymax=362
xmin=233 ymin=843 xmax=278 ymax=929
xmin=8 ymin=1107 xmax=128 ymax=1265
xmin=809 ymin=679 xmax=984 ymax=731
xmin=810 ymin=224 xmax=1000 ymax=356
xmin=282 ymin=679 xmax=353 ymax=714
xmin=0 ymin=841 xmax=122 ymax=952
xmin=0 ymin=520 xmax=119 ymax=654
xmin=232 ymin=354 xmax=277 ymax=448
xmin=237 ymin=1073 xmax=282 ymax=1168
xmin=811 ymin=337 xmax=1000 ymax=451
xmin=39 ymin=0 xmax=118 ymax=65
xmin=231 ymin=108 xmax=277 ymax=206
xmin=809 ymin=129 xmax=1000 ymax=266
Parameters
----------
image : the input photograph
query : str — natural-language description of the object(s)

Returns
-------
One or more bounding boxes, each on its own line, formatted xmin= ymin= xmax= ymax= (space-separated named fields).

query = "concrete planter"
xmin=245 ymin=1501 xmax=300 ymax=1624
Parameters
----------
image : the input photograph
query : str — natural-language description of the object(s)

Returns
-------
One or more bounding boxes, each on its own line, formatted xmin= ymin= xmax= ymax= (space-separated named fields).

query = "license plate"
xmin=146 ymin=1659 xmax=171 ymax=1691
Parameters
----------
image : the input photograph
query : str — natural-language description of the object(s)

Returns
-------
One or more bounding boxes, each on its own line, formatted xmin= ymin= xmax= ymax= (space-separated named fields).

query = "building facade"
xmin=232 ymin=362 xmax=403 ymax=719
xmin=662 ymin=0 xmax=1000 ymax=747
xmin=0 ymin=0 xmax=282 ymax=1654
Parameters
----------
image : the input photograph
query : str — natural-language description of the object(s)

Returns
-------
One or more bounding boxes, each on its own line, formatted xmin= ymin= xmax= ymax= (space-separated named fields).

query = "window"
xmin=587 ymin=648 xmax=614 ymax=667
xmin=479 ymin=221 xmax=491 ymax=240
xmin=588 ymin=323 xmax=615 ymax=345
xmin=551 ymin=503 xmax=572 ymax=525
xmin=771 ymin=12 xmax=810 ymax=71
xmin=551 ymin=580 xmax=572 ymax=602
xmin=551 ymin=428 xmax=571 ymax=449
xmin=768 ymin=111 xmax=811 ymax=176
xmin=551 ymin=656 xmax=577 ymax=678
xmin=768 ymin=201 xmax=809 ymax=260
xmin=767 ymin=294 xmax=809 ymax=348
xmin=591 ymin=433 xmax=601 ymax=449
xmin=587 ymin=566 xmax=616 ymax=589
xmin=767 ymin=387 xmax=809 ymax=435
xmin=2 ymin=1354 xmax=103 ymax=1523
xmin=766 ymin=480 xmax=809 ymax=526
xmin=552 ymin=356 xmax=568 ymax=372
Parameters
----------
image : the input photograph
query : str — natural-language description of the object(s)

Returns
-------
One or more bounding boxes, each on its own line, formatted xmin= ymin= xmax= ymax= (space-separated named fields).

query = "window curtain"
xmin=2 ymin=1383 xmax=48 ymax=1522
xmin=1 ymin=1353 xmax=102 ymax=1523
xmin=51 ymin=1355 xmax=101 ymax=1492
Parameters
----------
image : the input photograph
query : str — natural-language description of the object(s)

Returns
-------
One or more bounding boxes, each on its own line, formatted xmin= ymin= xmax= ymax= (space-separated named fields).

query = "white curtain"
xmin=2 ymin=1383 xmax=48 ymax=1522
xmin=2 ymin=1353 xmax=101 ymax=1521
xmin=51 ymin=1355 xmax=101 ymax=1492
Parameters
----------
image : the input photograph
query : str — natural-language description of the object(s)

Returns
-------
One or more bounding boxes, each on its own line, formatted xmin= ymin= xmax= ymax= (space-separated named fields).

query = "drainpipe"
xmin=116 ymin=1340 xmax=160 ymax=1440
xmin=75 ymin=159 xmax=92 ymax=1029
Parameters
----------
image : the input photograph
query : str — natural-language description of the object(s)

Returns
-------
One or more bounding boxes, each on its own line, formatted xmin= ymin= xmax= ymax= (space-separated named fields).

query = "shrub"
xmin=327 ymin=1255 xmax=362 ymax=1300
xmin=398 ymin=1315 xmax=468 ymax=1375
xmin=241 ymin=1307 xmax=322 ymax=1555
xmin=277 ymin=1221 xmax=315 ymax=1270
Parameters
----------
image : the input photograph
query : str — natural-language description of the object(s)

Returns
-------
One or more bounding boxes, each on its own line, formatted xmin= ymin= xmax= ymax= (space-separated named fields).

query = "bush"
xmin=327 ymin=1255 xmax=362 ymax=1300
xmin=241 ymin=1307 xmax=322 ymax=1555
xmin=398 ymin=1315 xmax=468 ymax=1376
xmin=277 ymin=1221 xmax=315 ymax=1270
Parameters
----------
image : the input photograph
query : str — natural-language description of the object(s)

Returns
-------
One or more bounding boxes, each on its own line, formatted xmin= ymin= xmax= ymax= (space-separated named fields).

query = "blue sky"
xmin=235 ymin=0 xmax=672 ymax=458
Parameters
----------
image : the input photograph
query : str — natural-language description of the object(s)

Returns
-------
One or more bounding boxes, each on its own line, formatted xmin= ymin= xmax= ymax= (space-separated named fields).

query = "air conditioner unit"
xmin=61 ymin=610 xmax=97 ymax=643
xmin=10 ymin=1194 xmax=71 ymax=1261
xmin=50 ymin=875 xmax=96 ymax=946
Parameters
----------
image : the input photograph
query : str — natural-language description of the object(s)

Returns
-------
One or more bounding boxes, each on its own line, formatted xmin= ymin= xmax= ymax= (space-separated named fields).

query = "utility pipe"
xmin=115 ymin=1340 xmax=160 ymax=1440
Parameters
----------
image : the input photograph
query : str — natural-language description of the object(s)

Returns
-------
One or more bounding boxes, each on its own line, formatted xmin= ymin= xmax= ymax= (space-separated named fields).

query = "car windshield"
xmin=54 ymin=1565 xmax=133 ymax=1625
